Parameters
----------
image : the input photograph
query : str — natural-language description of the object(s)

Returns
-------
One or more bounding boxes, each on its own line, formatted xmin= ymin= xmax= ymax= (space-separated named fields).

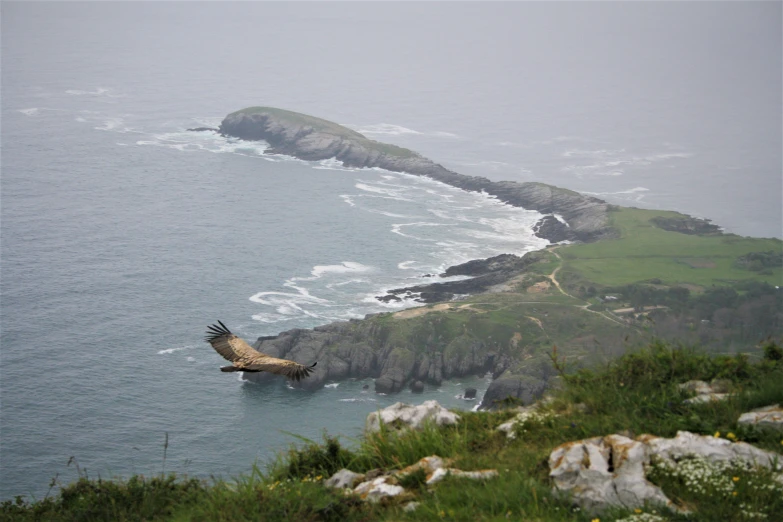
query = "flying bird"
xmin=205 ymin=321 xmax=317 ymax=381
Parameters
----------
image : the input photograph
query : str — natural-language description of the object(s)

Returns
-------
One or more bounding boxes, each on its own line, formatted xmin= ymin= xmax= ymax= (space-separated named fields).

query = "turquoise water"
xmin=2 ymin=2 xmax=780 ymax=500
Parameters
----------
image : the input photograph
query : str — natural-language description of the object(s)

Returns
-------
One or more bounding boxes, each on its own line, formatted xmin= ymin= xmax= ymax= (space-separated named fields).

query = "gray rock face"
xmin=479 ymin=374 xmax=547 ymax=410
xmin=219 ymin=108 xmax=616 ymax=244
xmin=380 ymin=251 xmax=548 ymax=304
xmin=738 ymin=404 xmax=783 ymax=432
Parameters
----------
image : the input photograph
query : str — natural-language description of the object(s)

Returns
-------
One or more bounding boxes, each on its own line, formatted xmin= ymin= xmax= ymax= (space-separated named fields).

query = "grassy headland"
xmin=4 ymin=342 xmax=782 ymax=521
xmin=225 ymin=106 xmax=420 ymax=159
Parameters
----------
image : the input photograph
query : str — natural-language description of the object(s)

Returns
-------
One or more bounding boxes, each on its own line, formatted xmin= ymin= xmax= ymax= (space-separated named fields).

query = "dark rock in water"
xmin=377 ymin=294 xmax=402 ymax=303
xmin=464 ymin=387 xmax=477 ymax=399
xmin=377 ymin=251 xmax=550 ymax=304
xmin=479 ymin=374 xmax=547 ymax=410
xmin=533 ymin=215 xmax=573 ymax=243
xmin=187 ymin=127 xmax=219 ymax=133
xmin=410 ymin=380 xmax=425 ymax=393
xmin=375 ymin=369 xmax=406 ymax=393
xmin=362 ymin=384 xmax=370 ymax=390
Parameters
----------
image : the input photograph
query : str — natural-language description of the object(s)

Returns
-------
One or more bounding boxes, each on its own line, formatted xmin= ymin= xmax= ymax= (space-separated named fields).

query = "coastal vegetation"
xmin=4 ymin=342 xmax=781 ymax=521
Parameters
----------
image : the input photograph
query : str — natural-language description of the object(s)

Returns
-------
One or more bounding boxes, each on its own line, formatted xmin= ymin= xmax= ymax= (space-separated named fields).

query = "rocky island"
xmin=206 ymin=107 xmax=782 ymax=408
xmin=219 ymin=107 xmax=616 ymax=244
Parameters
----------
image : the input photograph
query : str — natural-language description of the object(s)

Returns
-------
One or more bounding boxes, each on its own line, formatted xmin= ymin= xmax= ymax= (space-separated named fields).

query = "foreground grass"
xmin=4 ymin=342 xmax=782 ymax=521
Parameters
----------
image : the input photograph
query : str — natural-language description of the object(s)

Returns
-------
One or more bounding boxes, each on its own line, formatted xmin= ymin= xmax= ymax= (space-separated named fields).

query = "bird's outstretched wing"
xmin=205 ymin=321 xmax=317 ymax=381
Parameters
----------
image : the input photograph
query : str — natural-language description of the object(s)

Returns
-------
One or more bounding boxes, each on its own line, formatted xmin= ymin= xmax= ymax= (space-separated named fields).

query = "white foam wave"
xmin=158 ymin=345 xmax=195 ymax=355
xmin=584 ymin=187 xmax=651 ymax=202
xmin=314 ymin=158 xmax=356 ymax=171
xmin=398 ymin=260 xmax=418 ymax=270
xmin=338 ymin=397 xmax=377 ymax=402
xmin=324 ymin=383 xmax=339 ymax=389
xmin=311 ymin=262 xmax=372 ymax=278
xmin=18 ymin=108 xmax=39 ymax=116
xmin=65 ymin=87 xmax=124 ymax=98
xmin=391 ymin=222 xmax=453 ymax=241
xmin=326 ymin=278 xmax=370 ymax=289
xmin=249 ymin=287 xmax=330 ymax=306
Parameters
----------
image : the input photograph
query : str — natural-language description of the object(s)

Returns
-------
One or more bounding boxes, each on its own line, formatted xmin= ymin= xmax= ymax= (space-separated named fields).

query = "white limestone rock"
xmin=549 ymin=435 xmax=676 ymax=512
xmin=425 ymin=467 xmax=499 ymax=485
xmin=682 ymin=393 xmax=729 ymax=405
xmin=679 ymin=379 xmax=732 ymax=405
xmin=738 ymin=404 xmax=783 ymax=432
xmin=550 ymin=430 xmax=783 ymax=513
xmin=352 ymin=476 xmax=405 ymax=502
xmin=365 ymin=400 xmax=460 ymax=432
xmin=639 ymin=430 xmax=783 ymax=470
xmin=395 ymin=455 xmax=452 ymax=478
xmin=679 ymin=380 xmax=713 ymax=395
xmin=324 ymin=469 xmax=365 ymax=489
xmin=403 ymin=501 xmax=420 ymax=512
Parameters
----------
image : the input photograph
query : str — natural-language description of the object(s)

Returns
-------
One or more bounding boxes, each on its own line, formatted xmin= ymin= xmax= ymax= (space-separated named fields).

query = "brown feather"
xmin=205 ymin=322 xmax=316 ymax=381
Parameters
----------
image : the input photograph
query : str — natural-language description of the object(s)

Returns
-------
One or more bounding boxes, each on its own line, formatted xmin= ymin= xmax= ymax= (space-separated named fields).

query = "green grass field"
xmin=560 ymin=208 xmax=783 ymax=288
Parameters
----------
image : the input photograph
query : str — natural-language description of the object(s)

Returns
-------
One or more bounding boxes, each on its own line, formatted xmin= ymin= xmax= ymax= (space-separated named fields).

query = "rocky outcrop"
xmin=549 ymin=430 xmax=783 ymax=513
xmin=737 ymin=404 xmax=783 ymax=432
xmin=678 ymin=379 xmax=732 ymax=404
xmin=219 ymin=107 xmax=616 ymax=243
xmin=242 ymin=310 xmax=505 ymax=391
xmin=377 ymin=251 xmax=548 ymax=304
xmin=325 ymin=454 xmax=498 ymax=502
xmin=365 ymin=400 xmax=460 ymax=432
xmin=650 ymin=215 xmax=722 ymax=235
xmin=479 ymin=374 xmax=547 ymax=410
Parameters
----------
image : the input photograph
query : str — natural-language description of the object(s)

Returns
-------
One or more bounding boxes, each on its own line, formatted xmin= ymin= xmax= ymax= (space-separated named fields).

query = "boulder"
xmin=679 ymin=379 xmax=732 ymax=405
xmin=410 ymin=380 xmax=425 ymax=393
xmin=550 ymin=430 xmax=783 ymax=513
xmin=353 ymin=476 xmax=405 ymax=502
xmin=479 ymin=374 xmax=547 ymax=410
xmin=738 ymin=404 xmax=783 ymax=432
xmin=366 ymin=400 xmax=460 ymax=432
xmin=464 ymin=387 xmax=477 ymax=399
xmin=375 ymin=369 xmax=406 ymax=394
xmin=638 ymin=430 xmax=782 ymax=470
xmin=324 ymin=469 xmax=365 ymax=489
xmin=549 ymin=434 xmax=681 ymax=513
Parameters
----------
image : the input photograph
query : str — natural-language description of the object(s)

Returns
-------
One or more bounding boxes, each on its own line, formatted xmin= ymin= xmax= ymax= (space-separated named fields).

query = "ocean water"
xmin=1 ymin=2 xmax=780 ymax=500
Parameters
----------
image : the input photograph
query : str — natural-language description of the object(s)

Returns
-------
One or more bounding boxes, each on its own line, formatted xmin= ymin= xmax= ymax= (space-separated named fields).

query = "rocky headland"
xmin=218 ymin=107 xmax=617 ymax=244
